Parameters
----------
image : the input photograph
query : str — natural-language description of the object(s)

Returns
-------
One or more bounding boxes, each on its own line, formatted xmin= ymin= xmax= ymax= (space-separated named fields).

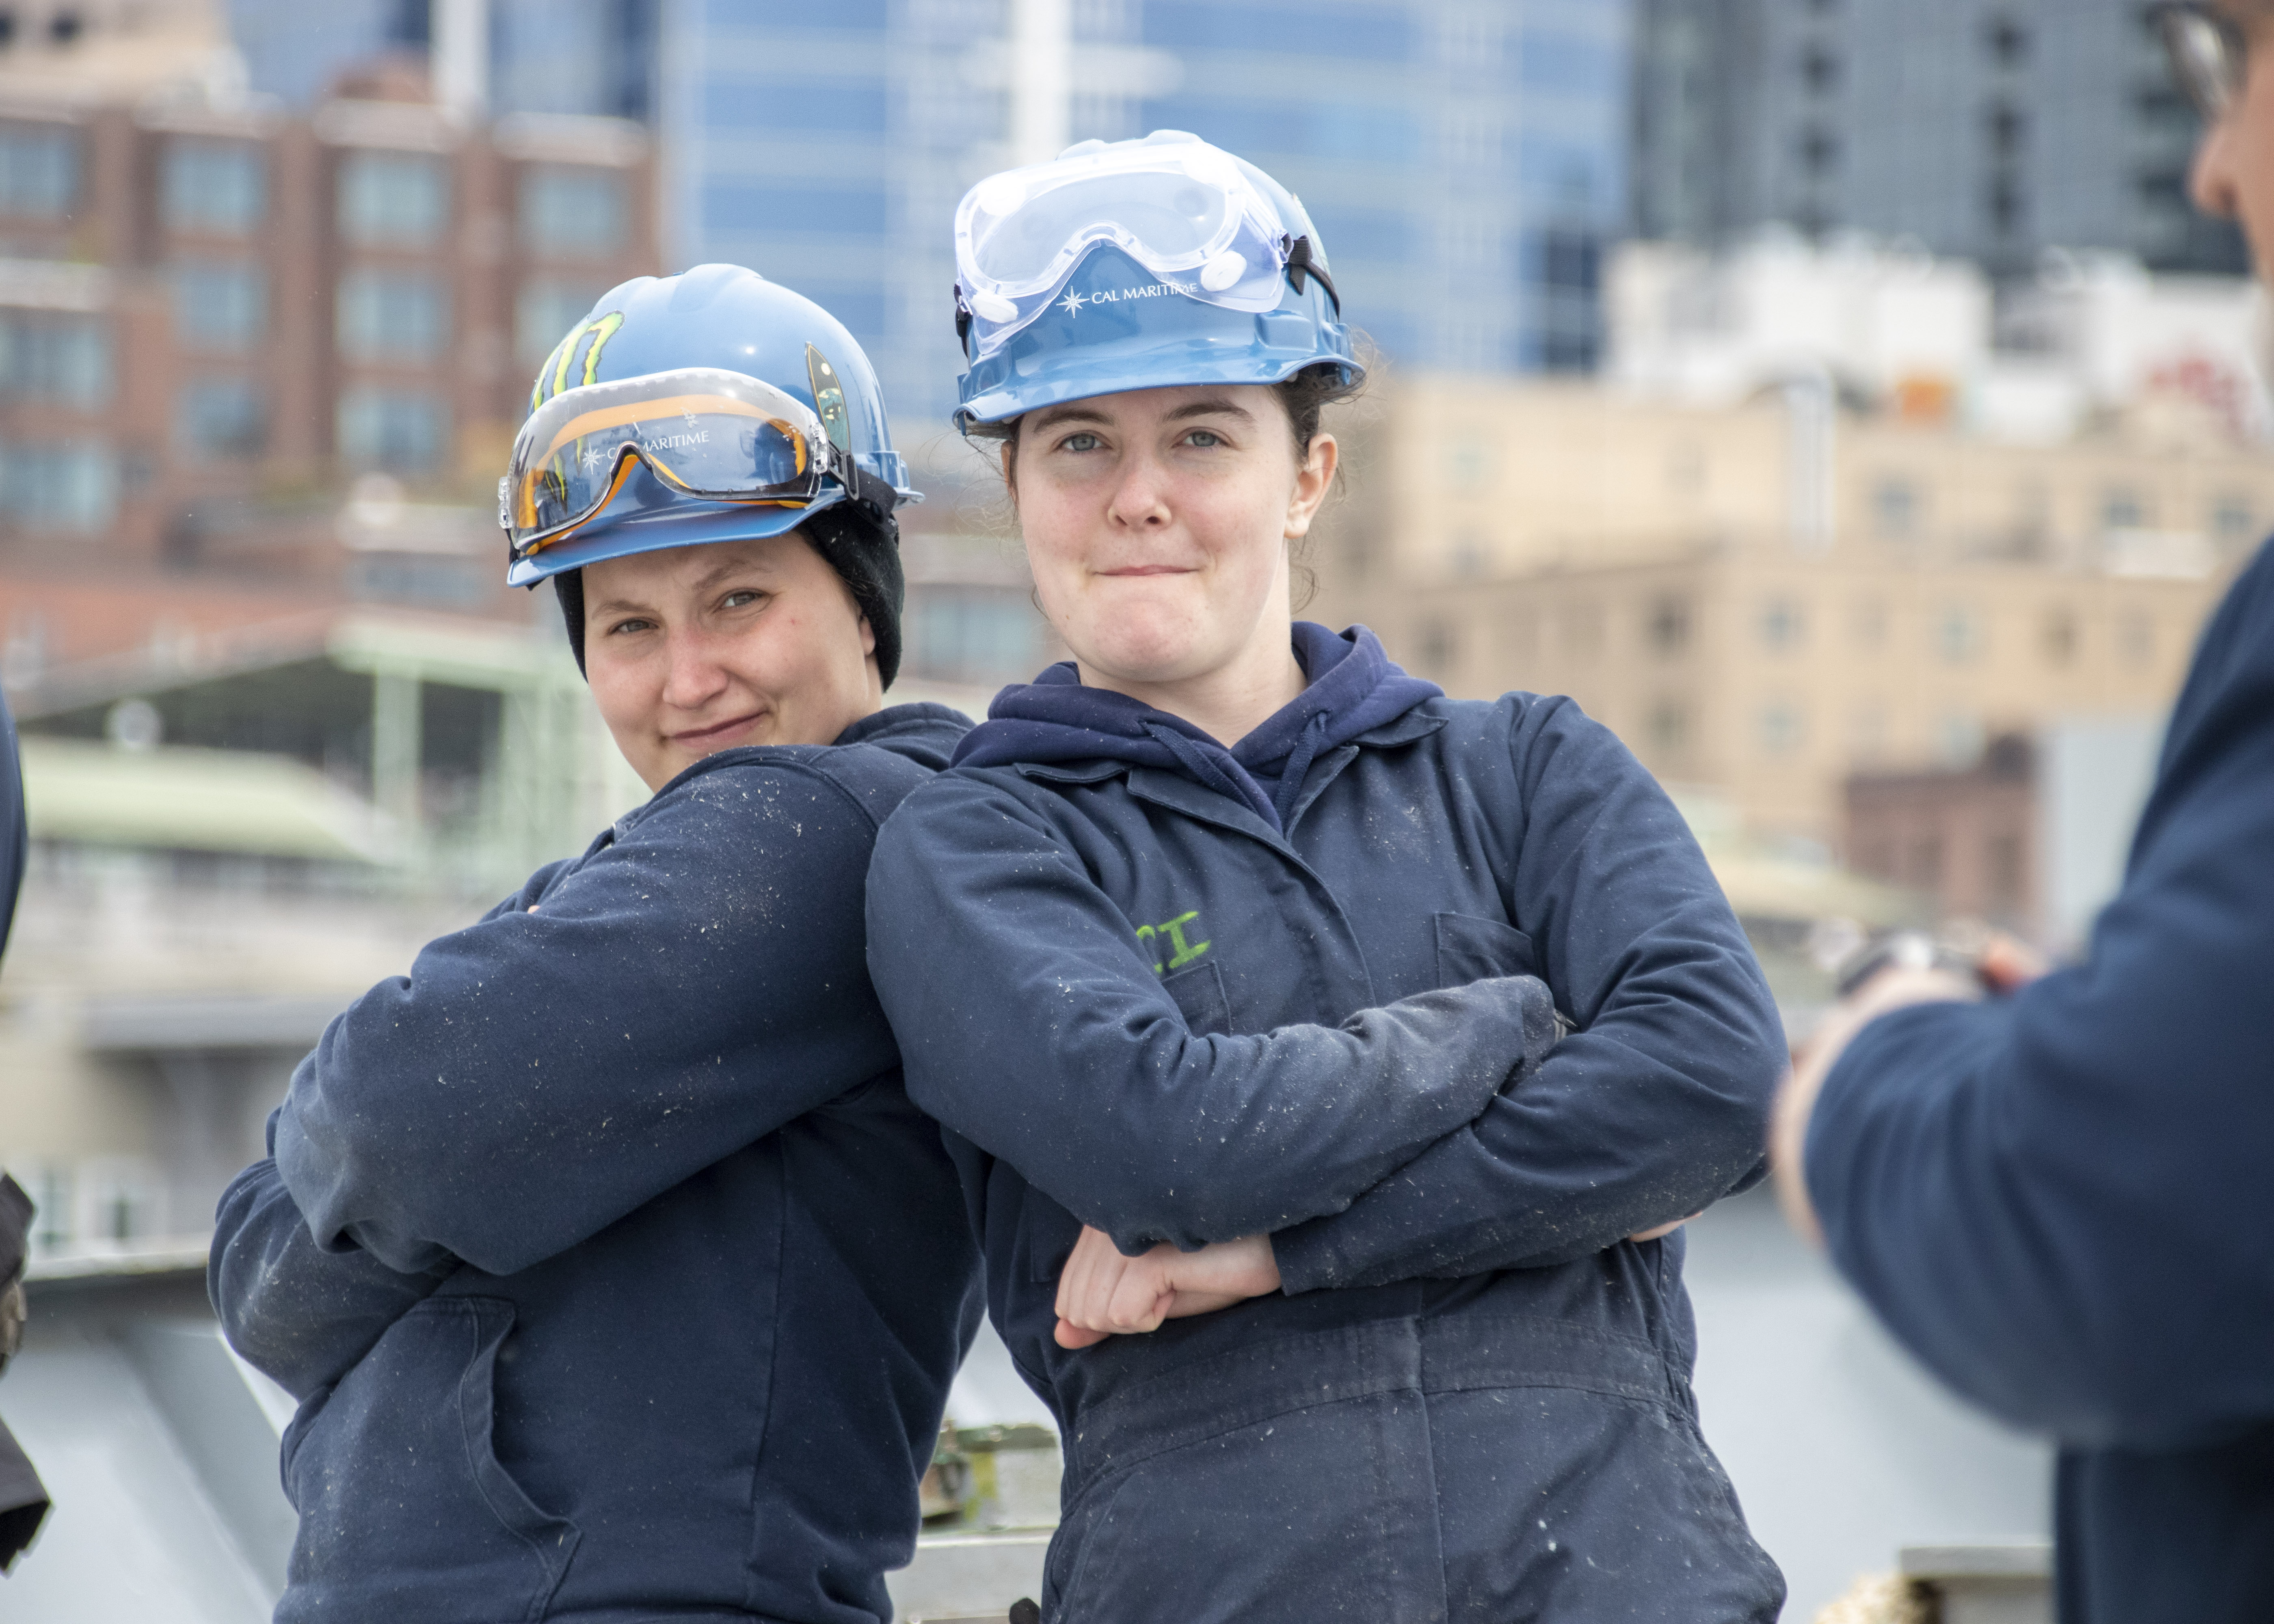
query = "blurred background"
xmin=0 ymin=2 xmax=2260 ymax=1619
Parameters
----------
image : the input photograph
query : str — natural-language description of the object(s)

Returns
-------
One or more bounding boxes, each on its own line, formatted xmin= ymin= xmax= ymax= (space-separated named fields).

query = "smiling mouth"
xmin=669 ymin=711 xmax=767 ymax=749
xmin=1098 ymin=565 xmax=1196 ymax=577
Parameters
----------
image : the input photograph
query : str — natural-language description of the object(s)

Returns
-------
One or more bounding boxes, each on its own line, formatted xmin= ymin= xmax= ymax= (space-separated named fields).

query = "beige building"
xmin=1309 ymin=377 xmax=2271 ymax=844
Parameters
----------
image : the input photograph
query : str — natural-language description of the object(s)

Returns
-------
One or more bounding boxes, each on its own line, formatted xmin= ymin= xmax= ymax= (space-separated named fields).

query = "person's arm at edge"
xmin=1781 ymin=636 xmax=2274 ymax=1449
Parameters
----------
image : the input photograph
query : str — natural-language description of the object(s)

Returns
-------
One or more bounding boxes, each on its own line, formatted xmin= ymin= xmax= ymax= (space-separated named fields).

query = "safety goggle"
xmin=499 ymin=367 xmax=878 ymax=564
xmin=952 ymin=134 xmax=1334 ymax=362
xmin=2153 ymin=3 xmax=2250 ymax=121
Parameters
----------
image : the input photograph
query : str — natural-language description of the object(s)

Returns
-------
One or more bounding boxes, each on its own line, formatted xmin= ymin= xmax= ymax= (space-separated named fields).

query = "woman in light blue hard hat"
xmin=210 ymin=265 xmax=982 ymax=1624
xmin=867 ymin=133 xmax=1787 ymax=1620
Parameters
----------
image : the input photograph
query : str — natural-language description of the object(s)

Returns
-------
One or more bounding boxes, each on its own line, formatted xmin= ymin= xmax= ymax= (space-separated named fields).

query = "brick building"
xmin=0 ymin=70 xmax=658 ymax=676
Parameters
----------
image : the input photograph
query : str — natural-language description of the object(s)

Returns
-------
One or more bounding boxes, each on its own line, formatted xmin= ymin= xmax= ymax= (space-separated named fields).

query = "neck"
xmin=1079 ymin=615 xmax=1306 ymax=748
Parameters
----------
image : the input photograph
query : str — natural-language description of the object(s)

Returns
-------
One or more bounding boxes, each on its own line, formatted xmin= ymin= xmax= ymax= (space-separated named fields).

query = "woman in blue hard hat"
xmin=867 ymin=134 xmax=1787 ymax=1619
xmin=209 ymin=265 xmax=982 ymax=1624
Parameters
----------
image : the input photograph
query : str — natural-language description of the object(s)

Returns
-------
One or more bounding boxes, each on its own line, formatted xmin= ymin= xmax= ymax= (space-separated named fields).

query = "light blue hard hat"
xmin=951 ymin=132 xmax=1362 ymax=428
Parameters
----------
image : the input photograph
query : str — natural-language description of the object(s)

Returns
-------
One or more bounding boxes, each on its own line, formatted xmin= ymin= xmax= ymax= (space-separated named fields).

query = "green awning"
xmin=19 ymin=739 xmax=389 ymax=864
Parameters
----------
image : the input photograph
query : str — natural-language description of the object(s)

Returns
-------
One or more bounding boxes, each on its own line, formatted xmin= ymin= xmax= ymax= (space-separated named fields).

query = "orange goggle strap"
xmin=510 ymin=392 xmax=814 ymax=531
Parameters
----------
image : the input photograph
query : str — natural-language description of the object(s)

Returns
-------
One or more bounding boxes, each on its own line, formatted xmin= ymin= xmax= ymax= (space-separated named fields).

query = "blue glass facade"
xmin=665 ymin=0 xmax=1632 ymax=423
xmin=230 ymin=0 xmax=1630 ymax=421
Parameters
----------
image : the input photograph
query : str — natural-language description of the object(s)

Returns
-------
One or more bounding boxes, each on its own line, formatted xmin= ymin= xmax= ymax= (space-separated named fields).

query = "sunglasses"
xmin=2153 ymin=3 xmax=2252 ymax=121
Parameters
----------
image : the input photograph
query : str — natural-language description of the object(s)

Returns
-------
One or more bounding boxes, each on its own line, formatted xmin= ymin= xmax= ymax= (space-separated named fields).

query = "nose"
xmin=2190 ymin=116 xmax=2240 ymax=220
xmin=1104 ymin=448 xmax=1172 ymax=531
xmin=658 ymin=626 xmax=731 ymax=713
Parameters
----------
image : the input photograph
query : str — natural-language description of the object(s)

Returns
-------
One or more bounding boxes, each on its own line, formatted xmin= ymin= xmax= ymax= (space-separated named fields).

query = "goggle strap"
xmin=1285 ymin=236 xmax=1339 ymax=314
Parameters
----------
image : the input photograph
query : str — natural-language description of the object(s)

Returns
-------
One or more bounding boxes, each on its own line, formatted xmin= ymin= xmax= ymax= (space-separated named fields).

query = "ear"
xmin=1000 ymin=440 xmax=1020 ymax=507
xmin=856 ymin=612 xmax=877 ymax=657
xmin=1284 ymin=431 xmax=1339 ymax=540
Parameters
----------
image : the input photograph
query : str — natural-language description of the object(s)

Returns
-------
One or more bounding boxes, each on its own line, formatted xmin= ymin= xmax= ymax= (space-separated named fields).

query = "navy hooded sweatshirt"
xmin=867 ymin=625 xmax=1788 ymax=1623
xmin=1807 ymin=539 xmax=2274 ymax=1624
xmin=210 ymin=704 xmax=983 ymax=1624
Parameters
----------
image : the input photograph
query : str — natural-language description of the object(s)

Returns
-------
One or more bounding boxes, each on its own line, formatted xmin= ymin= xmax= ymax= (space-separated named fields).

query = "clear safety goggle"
xmin=953 ymin=135 xmax=1327 ymax=362
xmin=500 ymin=367 xmax=871 ymax=564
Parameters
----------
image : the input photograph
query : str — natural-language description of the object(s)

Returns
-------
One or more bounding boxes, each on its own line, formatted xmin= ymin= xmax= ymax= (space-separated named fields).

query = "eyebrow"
xmin=1028 ymin=397 xmax=1258 ymax=433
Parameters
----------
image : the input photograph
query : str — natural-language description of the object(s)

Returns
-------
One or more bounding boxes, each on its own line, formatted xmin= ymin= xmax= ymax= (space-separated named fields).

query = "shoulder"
xmin=875 ymin=760 xmax=1081 ymax=856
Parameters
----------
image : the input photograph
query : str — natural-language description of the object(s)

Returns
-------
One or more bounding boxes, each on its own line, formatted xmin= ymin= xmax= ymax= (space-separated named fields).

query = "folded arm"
xmin=1805 ymin=700 xmax=2274 ymax=1450
xmin=276 ymin=762 xmax=899 ymax=1276
xmin=1271 ymin=698 xmax=1785 ymax=1293
xmin=867 ymin=777 xmax=1550 ymax=1255
xmin=209 ymin=1114 xmax=454 ymax=1399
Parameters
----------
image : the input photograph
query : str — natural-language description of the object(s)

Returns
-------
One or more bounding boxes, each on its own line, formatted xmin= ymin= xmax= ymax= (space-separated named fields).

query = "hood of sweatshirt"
xmin=953 ymin=624 xmax=1442 ymax=832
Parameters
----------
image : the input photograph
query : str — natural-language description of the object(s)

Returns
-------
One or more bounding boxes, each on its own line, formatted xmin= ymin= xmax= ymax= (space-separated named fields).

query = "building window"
xmin=1759 ymin=596 xmax=1806 ymax=650
xmin=515 ymin=279 xmax=606 ymax=368
xmin=2102 ymin=488 xmax=2147 ymax=530
xmin=337 ymin=152 xmax=449 ymax=246
xmin=1647 ymin=594 xmax=1691 ymax=656
xmin=2042 ymin=605 xmax=2078 ymax=665
xmin=1648 ymin=700 xmax=1689 ymax=757
xmin=172 ymin=262 xmax=267 ymax=352
xmin=1758 ymin=702 xmax=1804 ymax=757
xmin=162 ymin=140 xmax=266 ymax=235
xmin=337 ymin=387 xmax=445 ymax=471
xmin=1986 ymin=104 xmax=2026 ymax=160
xmin=1935 ymin=603 xmax=1984 ymax=663
xmin=1987 ymin=175 xmax=2025 ymax=236
xmin=337 ymin=270 xmax=449 ymax=361
xmin=1986 ymin=16 xmax=2028 ymax=68
xmin=1417 ymin=617 xmax=1457 ymax=673
xmin=2212 ymin=493 xmax=2257 ymax=547
xmin=1799 ymin=127 xmax=1839 ymax=176
xmin=907 ymin=588 xmax=1046 ymax=682
xmin=1800 ymin=48 xmax=1839 ymax=94
xmin=0 ymin=122 xmax=78 ymax=217
xmin=1872 ymin=476 xmax=1920 ymax=538
xmin=1521 ymin=228 xmax=1602 ymax=373
xmin=519 ymin=166 xmax=627 ymax=256
xmin=1936 ymin=713 xmax=1985 ymax=767
xmin=176 ymin=377 xmax=266 ymax=459
xmin=0 ymin=441 xmax=119 ymax=530
xmin=0 ymin=311 xmax=111 ymax=408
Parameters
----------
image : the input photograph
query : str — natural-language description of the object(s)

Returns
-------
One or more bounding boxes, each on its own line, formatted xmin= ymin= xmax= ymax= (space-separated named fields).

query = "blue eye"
xmin=1186 ymin=429 xmax=1223 ymax=448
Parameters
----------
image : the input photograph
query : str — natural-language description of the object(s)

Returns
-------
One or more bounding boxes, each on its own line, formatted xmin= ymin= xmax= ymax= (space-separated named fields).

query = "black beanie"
xmin=551 ymin=504 xmax=905 ymax=688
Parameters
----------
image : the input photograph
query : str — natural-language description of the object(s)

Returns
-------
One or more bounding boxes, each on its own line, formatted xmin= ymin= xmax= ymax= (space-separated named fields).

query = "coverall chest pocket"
xmin=1433 ymin=910 xmax=1541 ymax=988
xmin=1161 ymin=959 xmax=1231 ymax=1034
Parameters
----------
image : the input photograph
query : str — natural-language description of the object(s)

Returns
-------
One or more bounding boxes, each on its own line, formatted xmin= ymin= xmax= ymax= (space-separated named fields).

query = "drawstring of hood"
xmin=1269 ymin=712 xmax=1330 ymax=831
xmin=1142 ymin=722 xmax=1282 ymax=828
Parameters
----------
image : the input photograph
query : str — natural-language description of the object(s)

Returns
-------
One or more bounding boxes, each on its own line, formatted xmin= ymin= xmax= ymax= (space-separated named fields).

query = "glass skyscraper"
xmin=668 ymin=0 xmax=1632 ymax=423
xmin=229 ymin=0 xmax=1632 ymax=422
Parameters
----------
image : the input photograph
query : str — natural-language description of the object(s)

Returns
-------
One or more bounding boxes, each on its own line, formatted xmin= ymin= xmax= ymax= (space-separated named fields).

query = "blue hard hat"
xmin=505 ymin=263 xmax=917 ymax=588
xmin=952 ymin=134 xmax=1362 ymax=428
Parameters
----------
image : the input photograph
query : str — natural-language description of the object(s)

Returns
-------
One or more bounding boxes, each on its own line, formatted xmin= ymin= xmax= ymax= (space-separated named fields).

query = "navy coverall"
xmin=1808 ymin=539 xmax=2274 ymax=1624
xmin=868 ymin=624 xmax=1787 ymax=1622
xmin=211 ymin=706 xmax=982 ymax=1624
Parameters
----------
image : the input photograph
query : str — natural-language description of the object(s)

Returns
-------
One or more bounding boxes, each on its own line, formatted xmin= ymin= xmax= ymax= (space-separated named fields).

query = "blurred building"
xmin=1844 ymin=714 xmax=2164 ymax=946
xmin=1308 ymin=376 xmax=2270 ymax=847
xmin=0 ymin=49 xmax=659 ymax=678
xmin=1609 ymin=235 xmax=2272 ymax=444
xmin=660 ymin=0 xmax=1632 ymax=423
xmin=1630 ymin=0 xmax=2247 ymax=276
